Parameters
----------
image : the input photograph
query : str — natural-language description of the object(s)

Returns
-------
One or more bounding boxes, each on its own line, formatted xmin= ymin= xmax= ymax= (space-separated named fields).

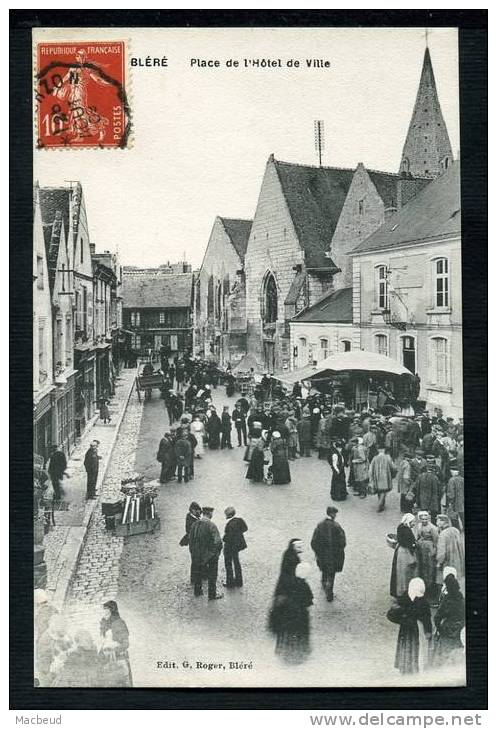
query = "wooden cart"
xmin=135 ymin=369 xmax=166 ymax=402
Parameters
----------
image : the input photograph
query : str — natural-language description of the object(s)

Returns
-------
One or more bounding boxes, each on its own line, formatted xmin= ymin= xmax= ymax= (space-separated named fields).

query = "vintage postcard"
xmin=32 ymin=25 xmax=467 ymax=689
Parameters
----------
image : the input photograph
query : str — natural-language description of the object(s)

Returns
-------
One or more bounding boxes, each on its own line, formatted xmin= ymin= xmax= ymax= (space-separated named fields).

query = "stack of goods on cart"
xmin=104 ymin=472 xmax=161 ymax=536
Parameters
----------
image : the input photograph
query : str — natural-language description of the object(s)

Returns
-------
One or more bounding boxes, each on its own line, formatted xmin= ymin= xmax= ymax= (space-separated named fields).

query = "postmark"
xmin=35 ymin=41 xmax=131 ymax=149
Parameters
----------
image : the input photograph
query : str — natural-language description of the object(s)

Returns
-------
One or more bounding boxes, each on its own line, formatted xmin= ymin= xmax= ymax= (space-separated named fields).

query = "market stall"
xmin=287 ymin=351 xmax=418 ymax=413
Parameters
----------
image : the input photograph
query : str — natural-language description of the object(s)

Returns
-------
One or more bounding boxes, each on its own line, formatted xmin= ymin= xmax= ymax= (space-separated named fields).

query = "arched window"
xmin=434 ymin=257 xmax=449 ymax=308
xmin=375 ymin=265 xmax=389 ymax=310
xmin=431 ymin=337 xmax=449 ymax=386
xmin=341 ymin=339 xmax=351 ymax=352
xmin=216 ymin=282 xmax=222 ymax=322
xmin=374 ymin=333 xmax=388 ymax=357
xmin=263 ymin=272 xmax=278 ymax=324
xmin=320 ymin=338 xmax=329 ymax=360
xmin=207 ymin=275 xmax=214 ymax=316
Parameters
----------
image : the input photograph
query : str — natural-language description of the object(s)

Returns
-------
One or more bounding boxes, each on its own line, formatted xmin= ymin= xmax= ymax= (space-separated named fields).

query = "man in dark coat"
xmin=311 ymin=506 xmax=346 ymax=601
xmin=188 ymin=507 xmax=223 ymax=599
xmin=47 ymin=444 xmax=68 ymax=501
xmin=222 ymin=506 xmax=248 ymax=588
xmin=297 ymin=415 xmax=312 ymax=457
xmin=232 ymin=403 xmax=248 ymax=447
xmin=414 ymin=455 xmax=442 ymax=523
xmin=220 ymin=406 xmax=233 ymax=449
xmin=84 ymin=440 xmax=100 ymax=499
xmin=157 ymin=431 xmax=176 ymax=483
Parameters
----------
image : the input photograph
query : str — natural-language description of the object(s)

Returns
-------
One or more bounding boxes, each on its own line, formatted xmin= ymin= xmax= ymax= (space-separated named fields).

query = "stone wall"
xmin=353 ymin=237 xmax=462 ymax=416
xmin=197 ymin=217 xmax=245 ymax=364
xmin=331 ymin=164 xmax=388 ymax=289
xmin=245 ymin=159 xmax=308 ymax=371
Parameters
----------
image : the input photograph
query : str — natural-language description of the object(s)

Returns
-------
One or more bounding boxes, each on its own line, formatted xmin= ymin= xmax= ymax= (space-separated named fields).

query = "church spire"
xmin=399 ymin=47 xmax=453 ymax=178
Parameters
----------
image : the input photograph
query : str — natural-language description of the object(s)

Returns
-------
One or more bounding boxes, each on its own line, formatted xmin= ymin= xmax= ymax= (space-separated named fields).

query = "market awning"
xmin=287 ymin=350 xmax=415 ymax=382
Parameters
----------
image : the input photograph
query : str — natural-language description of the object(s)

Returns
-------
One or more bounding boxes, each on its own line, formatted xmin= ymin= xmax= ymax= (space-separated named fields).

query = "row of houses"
xmin=33 ymin=182 xmax=124 ymax=462
xmin=193 ymin=48 xmax=462 ymax=416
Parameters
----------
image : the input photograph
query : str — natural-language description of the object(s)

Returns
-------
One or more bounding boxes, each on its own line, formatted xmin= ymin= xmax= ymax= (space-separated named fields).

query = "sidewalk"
xmin=43 ymin=367 xmax=138 ymax=609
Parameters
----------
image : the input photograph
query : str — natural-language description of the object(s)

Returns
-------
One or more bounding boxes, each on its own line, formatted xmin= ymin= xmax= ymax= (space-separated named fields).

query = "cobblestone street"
xmin=114 ymin=387 xmax=460 ymax=687
xmin=60 ymin=388 xmax=464 ymax=687
xmin=61 ymin=383 xmax=464 ymax=688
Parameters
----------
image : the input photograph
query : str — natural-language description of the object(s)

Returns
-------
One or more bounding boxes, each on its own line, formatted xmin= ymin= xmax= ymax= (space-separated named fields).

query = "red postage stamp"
xmin=35 ymin=41 xmax=131 ymax=149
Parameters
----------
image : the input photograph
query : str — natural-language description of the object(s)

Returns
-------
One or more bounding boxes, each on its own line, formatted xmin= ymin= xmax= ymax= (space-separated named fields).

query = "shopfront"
xmin=74 ymin=350 xmax=96 ymax=437
xmin=34 ymin=390 xmax=55 ymax=463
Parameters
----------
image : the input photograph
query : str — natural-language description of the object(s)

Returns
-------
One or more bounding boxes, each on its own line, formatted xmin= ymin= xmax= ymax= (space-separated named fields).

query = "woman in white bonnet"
xmin=390 ymin=577 xmax=432 ymax=675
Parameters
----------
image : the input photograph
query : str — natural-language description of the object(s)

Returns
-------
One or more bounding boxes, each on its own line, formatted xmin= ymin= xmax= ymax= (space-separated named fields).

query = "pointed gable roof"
xmin=39 ymin=187 xmax=71 ymax=291
xmin=273 ymin=159 xmax=355 ymax=269
xmin=219 ymin=217 xmax=252 ymax=260
xmin=353 ymin=161 xmax=460 ymax=255
xmin=399 ymin=47 xmax=453 ymax=178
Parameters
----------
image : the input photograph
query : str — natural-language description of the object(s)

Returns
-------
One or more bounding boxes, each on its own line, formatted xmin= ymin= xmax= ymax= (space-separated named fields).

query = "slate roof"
xmin=122 ymin=273 xmax=193 ymax=309
xmin=39 ymin=188 xmax=71 ymax=290
xmin=368 ymin=170 xmax=400 ymax=209
xmin=284 ymin=270 xmax=306 ymax=306
xmin=219 ymin=217 xmax=252 ymax=260
xmin=352 ymin=161 xmax=460 ymax=255
xmin=273 ymin=159 xmax=355 ymax=269
xmin=292 ymin=286 xmax=353 ymax=323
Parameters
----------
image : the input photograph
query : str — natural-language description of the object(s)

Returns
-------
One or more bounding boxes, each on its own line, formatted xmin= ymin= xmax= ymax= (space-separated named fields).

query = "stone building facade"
xmin=244 ymin=156 xmax=356 ymax=373
xmin=351 ymin=162 xmax=462 ymax=416
xmin=289 ymin=287 xmax=355 ymax=369
xmin=195 ymin=216 xmax=252 ymax=365
xmin=33 ymin=188 xmax=55 ymax=461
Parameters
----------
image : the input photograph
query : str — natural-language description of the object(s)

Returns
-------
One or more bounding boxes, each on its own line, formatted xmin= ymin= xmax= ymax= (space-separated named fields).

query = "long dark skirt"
xmin=160 ymin=458 xmax=176 ymax=482
xmin=330 ymin=473 xmax=347 ymax=501
xmin=273 ymin=608 xmax=310 ymax=664
xmin=208 ymin=433 xmax=220 ymax=450
xmin=246 ymin=449 xmax=264 ymax=482
xmin=272 ymin=454 xmax=291 ymax=485
xmin=394 ymin=621 xmax=420 ymax=674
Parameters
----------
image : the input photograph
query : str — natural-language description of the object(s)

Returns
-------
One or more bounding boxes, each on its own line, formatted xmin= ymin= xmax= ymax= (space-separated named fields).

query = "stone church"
xmin=243 ymin=46 xmax=453 ymax=373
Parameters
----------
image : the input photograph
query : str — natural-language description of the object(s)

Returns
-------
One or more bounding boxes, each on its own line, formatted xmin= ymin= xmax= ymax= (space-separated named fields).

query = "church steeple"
xmin=399 ymin=47 xmax=453 ymax=178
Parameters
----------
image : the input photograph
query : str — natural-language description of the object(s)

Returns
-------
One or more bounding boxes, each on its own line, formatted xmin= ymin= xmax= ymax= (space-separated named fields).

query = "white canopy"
xmin=301 ymin=350 xmax=414 ymax=380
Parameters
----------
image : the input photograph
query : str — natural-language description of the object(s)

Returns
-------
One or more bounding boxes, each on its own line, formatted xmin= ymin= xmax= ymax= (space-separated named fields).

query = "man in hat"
xmin=410 ymin=447 xmax=427 ymax=481
xmin=220 ymin=405 xmax=233 ymax=449
xmin=83 ymin=440 xmax=100 ymax=500
xmin=297 ymin=412 xmax=312 ymax=457
xmin=414 ymin=454 xmax=442 ymax=523
xmin=222 ymin=507 xmax=248 ymax=588
xmin=368 ymin=445 xmax=396 ymax=512
xmin=47 ymin=444 xmax=68 ymax=502
xmin=188 ymin=507 xmax=223 ymax=599
xmin=446 ymin=468 xmax=465 ymax=531
xmin=311 ymin=506 xmax=346 ymax=602
xmin=232 ymin=402 xmax=248 ymax=447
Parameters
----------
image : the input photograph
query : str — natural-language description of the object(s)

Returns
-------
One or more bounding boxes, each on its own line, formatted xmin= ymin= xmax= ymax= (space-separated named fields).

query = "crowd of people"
xmin=150 ymin=354 xmax=466 ymax=675
xmin=36 ymin=351 xmax=467 ymax=683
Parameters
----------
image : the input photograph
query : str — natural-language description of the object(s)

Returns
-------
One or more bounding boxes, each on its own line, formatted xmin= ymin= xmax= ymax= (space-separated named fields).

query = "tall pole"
xmin=314 ymin=120 xmax=325 ymax=167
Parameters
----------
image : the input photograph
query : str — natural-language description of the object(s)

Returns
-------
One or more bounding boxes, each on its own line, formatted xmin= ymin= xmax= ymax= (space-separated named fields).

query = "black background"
xmin=10 ymin=9 xmax=487 ymax=711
